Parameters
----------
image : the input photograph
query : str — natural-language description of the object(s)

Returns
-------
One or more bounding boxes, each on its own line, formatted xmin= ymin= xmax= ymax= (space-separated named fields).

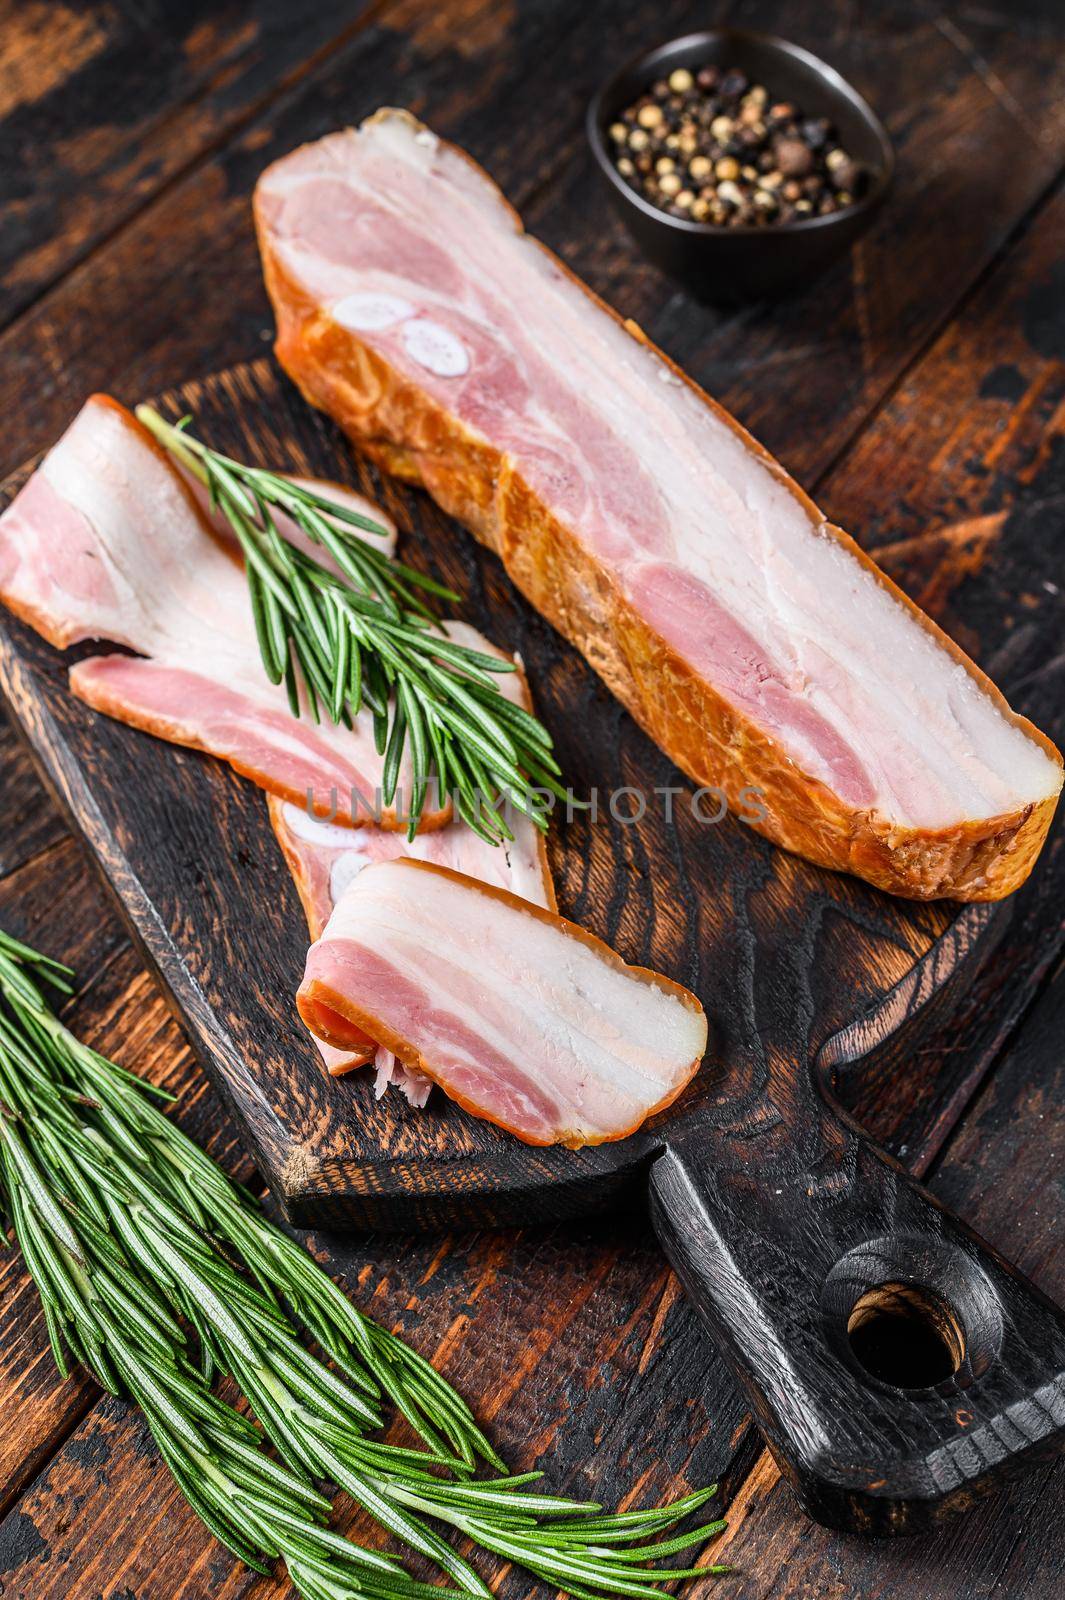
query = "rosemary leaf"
xmin=135 ymin=405 xmax=573 ymax=842
xmin=0 ymin=929 xmax=724 ymax=1597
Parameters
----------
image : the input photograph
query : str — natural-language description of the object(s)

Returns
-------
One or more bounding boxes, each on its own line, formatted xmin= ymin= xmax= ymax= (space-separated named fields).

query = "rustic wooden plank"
xmin=0 ymin=838 xmax=125 ymax=1002
xmin=2 ymin=0 xmax=1064 ymax=483
xmin=0 ymin=0 xmax=377 ymax=329
xmin=0 ymin=1397 xmax=262 ymax=1600
xmin=0 ymin=1247 xmax=97 ymax=1527
xmin=825 ymin=187 xmax=1065 ymax=552
xmin=815 ymin=184 xmax=1065 ymax=1168
xmin=2 ymin=256 xmax=1062 ymax=1586
xmin=922 ymin=955 xmax=1065 ymax=1598
xmin=0 ymin=713 xmax=65 ymax=877
xmin=2 ymin=3 xmax=1061 ymax=1587
xmin=0 ymin=0 xmax=696 ymax=476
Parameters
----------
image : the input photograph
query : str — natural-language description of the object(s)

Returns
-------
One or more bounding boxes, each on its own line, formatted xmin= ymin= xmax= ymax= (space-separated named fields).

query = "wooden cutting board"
xmin=3 ymin=359 xmax=1065 ymax=1536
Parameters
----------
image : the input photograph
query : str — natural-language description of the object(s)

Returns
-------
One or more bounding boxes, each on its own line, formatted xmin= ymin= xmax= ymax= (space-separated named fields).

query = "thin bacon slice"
xmin=256 ymin=110 xmax=1063 ymax=900
xmin=0 ymin=395 xmax=446 ymax=830
xmin=271 ymin=622 xmax=555 ymax=1097
xmin=298 ymin=858 xmax=706 ymax=1147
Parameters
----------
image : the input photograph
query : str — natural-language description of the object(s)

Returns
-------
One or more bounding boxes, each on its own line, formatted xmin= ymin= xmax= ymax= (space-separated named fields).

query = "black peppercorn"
xmin=801 ymin=117 xmax=830 ymax=149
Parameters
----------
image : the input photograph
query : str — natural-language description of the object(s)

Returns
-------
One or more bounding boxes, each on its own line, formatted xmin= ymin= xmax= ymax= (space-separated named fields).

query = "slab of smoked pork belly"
xmin=271 ymin=621 xmax=555 ymax=1099
xmin=256 ymin=110 xmax=1063 ymax=901
xmin=0 ymin=394 xmax=447 ymax=830
xmin=298 ymin=858 xmax=706 ymax=1147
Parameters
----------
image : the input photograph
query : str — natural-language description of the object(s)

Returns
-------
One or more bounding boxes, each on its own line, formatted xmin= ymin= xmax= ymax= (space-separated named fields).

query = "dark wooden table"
xmin=2 ymin=0 xmax=1063 ymax=1594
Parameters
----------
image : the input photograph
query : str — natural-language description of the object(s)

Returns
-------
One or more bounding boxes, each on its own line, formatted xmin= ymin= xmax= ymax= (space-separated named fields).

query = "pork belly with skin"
xmin=256 ymin=110 xmax=1062 ymax=900
xmin=298 ymin=858 xmax=707 ymax=1147
xmin=0 ymin=395 xmax=446 ymax=830
xmin=271 ymin=621 xmax=556 ymax=1099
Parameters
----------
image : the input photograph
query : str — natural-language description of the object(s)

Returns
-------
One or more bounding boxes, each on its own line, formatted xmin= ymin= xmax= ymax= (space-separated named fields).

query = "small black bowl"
xmin=587 ymin=29 xmax=894 ymax=302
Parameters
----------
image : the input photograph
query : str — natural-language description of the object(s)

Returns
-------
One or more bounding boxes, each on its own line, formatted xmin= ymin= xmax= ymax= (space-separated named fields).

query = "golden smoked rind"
xmin=256 ymin=113 xmax=1062 ymax=902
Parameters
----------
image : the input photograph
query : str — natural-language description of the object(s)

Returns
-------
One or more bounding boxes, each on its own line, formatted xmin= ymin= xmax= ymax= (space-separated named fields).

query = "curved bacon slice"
xmin=0 ymin=395 xmax=446 ymax=830
xmin=272 ymin=621 xmax=556 ymax=1097
xmin=257 ymin=110 xmax=1063 ymax=900
xmin=298 ymin=858 xmax=706 ymax=1147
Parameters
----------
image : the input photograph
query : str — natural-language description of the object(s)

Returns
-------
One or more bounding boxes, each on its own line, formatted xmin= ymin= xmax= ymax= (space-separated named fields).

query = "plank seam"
xmin=919 ymin=939 xmax=1065 ymax=1188
xmin=0 ymin=0 xmax=393 ymax=342
xmin=0 ymin=833 xmax=69 ymax=892
xmin=0 ymin=1391 xmax=101 ymax=1524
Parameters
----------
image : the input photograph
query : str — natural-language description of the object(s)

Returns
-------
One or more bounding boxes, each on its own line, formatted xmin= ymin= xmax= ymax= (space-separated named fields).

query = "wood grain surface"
xmin=0 ymin=360 xmax=996 ymax=1233
xmin=0 ymin=0 xmax=1063 ymax=1594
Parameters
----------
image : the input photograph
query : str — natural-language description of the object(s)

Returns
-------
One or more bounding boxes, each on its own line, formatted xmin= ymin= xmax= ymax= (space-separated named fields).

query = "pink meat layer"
xmin=298 ymin=858 xmax=706 ymax=1147
xmin=272 ymin=621 xmax=555 ymax=1098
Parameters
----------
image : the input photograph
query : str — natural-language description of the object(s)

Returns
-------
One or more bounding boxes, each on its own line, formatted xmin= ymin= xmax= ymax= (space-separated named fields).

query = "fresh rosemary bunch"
xmin=3 ymin=1126 xmax=442 ymax=1600
xmin=136 ymin=404 xmax=567 ymax=844
xmin=0 ymin=929 xmax=727 ymax=1597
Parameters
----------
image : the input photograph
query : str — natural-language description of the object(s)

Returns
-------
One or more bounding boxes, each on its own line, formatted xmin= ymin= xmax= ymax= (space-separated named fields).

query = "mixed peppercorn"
xmin=608 ymin=64 xmax=867 ymax=226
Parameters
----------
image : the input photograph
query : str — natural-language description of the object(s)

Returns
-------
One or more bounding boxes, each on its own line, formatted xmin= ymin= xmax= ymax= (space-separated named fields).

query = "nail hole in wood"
xmin=847 ymin=1282 xmax=964 ymax=1389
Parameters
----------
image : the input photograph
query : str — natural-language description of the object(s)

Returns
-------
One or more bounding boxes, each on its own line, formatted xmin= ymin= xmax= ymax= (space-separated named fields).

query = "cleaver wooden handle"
xmin=649 ymin=1122 xmax=1065 ymax=1534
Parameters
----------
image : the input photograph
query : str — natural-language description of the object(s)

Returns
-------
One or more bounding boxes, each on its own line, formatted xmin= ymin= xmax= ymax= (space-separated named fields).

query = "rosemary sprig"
xmin=0 ymin=929 xmax=727 ymax=1596
xmin=2 ymin=1131 xmax=436 ymax=1600
xmin=136 ymin=404 xmax=568 ymax=844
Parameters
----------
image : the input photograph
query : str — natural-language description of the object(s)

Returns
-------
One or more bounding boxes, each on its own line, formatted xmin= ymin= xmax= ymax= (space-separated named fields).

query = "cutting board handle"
xmin=649 ymin=1123 xmax=1065 ymax=1533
